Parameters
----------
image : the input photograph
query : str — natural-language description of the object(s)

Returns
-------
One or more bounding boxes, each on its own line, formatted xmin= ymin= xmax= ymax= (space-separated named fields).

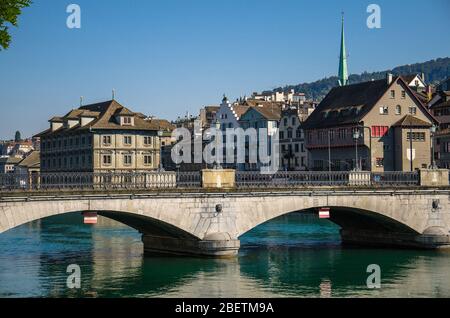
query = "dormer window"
xmin=120 ymin=116 xmax=134 ymax=126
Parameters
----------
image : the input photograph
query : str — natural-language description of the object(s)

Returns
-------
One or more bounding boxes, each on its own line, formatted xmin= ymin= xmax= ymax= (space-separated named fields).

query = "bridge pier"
xmin=142 ymin=233 xmax=240 ymax=258
xmin=340 ymin=229 xmax=450 ymax=249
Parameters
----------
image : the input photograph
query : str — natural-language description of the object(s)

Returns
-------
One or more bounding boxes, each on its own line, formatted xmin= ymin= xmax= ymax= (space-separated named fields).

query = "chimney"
xmin=387 ymin=73 xmax=393 ymax=85
xmin=426 ymin=85 xmax=433 ymax=102
xmin=421 ymin=73 xmax=425 ymax=82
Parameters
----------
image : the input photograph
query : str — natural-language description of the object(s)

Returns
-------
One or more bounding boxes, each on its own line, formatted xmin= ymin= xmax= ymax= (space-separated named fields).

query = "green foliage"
xmin=0 ymin=0 xmax=32 ymax=50
xmin=14 ymin=130 xmax=21 ymax=141
xmin=275 ymin=57 xmax=450 ymax=101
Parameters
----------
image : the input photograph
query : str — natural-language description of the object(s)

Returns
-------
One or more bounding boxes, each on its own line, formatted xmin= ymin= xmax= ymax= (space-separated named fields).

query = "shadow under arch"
xmin=0 ymin=209 xmax=200 ymax=241
xmin=238 ymin=206 xmax=420 ymax=245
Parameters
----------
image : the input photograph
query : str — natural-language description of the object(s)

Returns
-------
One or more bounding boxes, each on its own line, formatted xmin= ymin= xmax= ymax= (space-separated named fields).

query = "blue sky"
xmin=1 ymin=0 xmax=449 ymax=139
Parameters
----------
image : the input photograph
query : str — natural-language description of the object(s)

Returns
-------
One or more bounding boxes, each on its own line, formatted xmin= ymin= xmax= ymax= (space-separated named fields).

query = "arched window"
xmin=395 ymin=105 xmax=402 ymax=115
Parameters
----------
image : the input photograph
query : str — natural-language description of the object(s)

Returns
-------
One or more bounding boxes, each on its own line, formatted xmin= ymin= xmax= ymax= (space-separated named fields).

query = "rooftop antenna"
xmin=80 ymin=96 xmax=84 ymax=107
xmin=112 ymin=89 xmax=116 ymax=100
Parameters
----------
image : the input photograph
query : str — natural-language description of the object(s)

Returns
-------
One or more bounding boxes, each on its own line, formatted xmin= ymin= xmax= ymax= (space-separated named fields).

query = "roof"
xmin=393 ymin=115 xmax=432 ymax=128
xmin=204 ymin=106 xmax=219 ymax=112
xmin=231 ymin=105 xmax=250 ymax=119
xmin=115 ymin=107 xmax=134 ymax=116
xmin=402 ymin=74 xmax=423 ymax=84
xmin=432 ymin=100 xmax=450 ymax=109
xmin=303 ymin=77 xmax=435 ymax=129
xmin=146 ymin=119 xmax=176 ymax=132
xmin=0 ymin=156 xmax=23 ymax=164
xmin=36 ymin=100 xmax=163 ymax=137
xmin=303 ymin=79 xmax=390 ymax=129
xmin=248 ymin=104 xmax=282 ymax=121
xmin=17 ymin=151 xmax=40 ymax=168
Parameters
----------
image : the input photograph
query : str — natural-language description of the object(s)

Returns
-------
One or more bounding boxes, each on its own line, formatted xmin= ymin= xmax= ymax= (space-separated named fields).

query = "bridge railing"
xmin=0 ymin=171 xmax=202 ymax=191
xmin=235 ymin=171 xmax=351 ymax=188
xmin=371 ymin=171 xmax=419 ymax=186
xmin=0 ymin=170 xmax=421 ymax=191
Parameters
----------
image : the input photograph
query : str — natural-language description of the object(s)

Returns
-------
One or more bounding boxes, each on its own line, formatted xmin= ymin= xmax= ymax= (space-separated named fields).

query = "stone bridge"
xmin=1 ymin=188 xmax=450 ymax=257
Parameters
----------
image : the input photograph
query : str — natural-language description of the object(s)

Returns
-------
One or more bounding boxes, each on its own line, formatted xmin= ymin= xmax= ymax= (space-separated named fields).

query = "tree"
xmin=0 ymin=0 xmax=32 ymax=50
xmin=15 ymin=130 xmax=21 ymax=142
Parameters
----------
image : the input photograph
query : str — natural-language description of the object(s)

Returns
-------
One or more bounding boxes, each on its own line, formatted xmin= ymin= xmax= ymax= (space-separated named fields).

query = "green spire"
xmin=338 ymin=13 xmax=348 ymax=86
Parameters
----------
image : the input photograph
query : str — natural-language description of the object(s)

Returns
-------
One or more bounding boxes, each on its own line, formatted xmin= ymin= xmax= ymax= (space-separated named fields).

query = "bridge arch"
xmin=0 ymin=198 xmax=203 ymax=240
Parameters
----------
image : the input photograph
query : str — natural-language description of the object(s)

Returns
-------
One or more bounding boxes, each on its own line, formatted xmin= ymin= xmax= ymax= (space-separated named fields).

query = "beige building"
xmin=279 ymin=106 xmax=308 ymax=171
xmin=35 ymin=100 xmax=162 ymax=174
xmin=303 ymin=75 xmax=437 ymax=172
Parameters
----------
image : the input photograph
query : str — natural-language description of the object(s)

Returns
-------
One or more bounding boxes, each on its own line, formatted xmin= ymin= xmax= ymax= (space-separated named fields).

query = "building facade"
xmin=429 ymin=90 xmax=450 ymax=167
xmin=35 ymin=100 xmax=162 ymax=174
xmin=279 ymin=107 xmax=308 ymax=171
xmin=303 ymin=75 xmax=437 ymax=172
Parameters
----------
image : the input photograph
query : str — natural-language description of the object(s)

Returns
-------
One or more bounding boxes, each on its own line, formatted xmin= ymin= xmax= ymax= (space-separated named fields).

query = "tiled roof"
xmin=393 ymin=115 xmax=432 ymax=127
xmin=36 ymin=100 xmax=161 ymax=137
xmin=231 ymin=105 xmax=250 ymax=119
xmin=249 ymin=104 xmax=282 ymax=121
xmin=303 ymin=79 xmax=390 ymax=129
xmin=0 ymin=156 xmax=23 ymax=164
xmin=402 ymin=74 xmax=421 ymax=84
xmin=17 ymin=151 xmax=40 ymax=168
xmin=146 ymin=119 xmax=176 ymax=131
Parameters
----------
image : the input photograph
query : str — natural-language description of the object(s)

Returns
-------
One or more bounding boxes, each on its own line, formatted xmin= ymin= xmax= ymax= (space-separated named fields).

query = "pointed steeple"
xmin=338 ymin=12 xmax=348 ymax=86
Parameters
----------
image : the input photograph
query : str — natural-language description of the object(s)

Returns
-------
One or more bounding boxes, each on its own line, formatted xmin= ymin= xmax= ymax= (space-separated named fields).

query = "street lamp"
xmin=353 ymin=129 xmax=361 ymax=171
xmin=430 ymin=124 xmax=437 ymax=169
xmin=157 ymin=130 xmax=164 ymax=171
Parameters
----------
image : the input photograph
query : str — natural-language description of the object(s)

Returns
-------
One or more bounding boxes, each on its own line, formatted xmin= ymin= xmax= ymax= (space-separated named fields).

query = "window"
xmin=123 ymin=117 xmax=132 ymax=125
xmin=287 ymin=130 xmax=293 ymax=139
xmin=371 ymin=126 xmax=389 ymax=137
xmin=407 ymin=132 xmax=426 ymax=142
xmin=283 ymin=118 xmax=288 ymax=126
xmin=124 ymin=136 xmax=132 ymax=145
xmin=295 ymin=144 xmax=299 ymax=152
xmin=383 ymin=145 xmax=390 ymax=151
xmin=296 ymin=129 xmax=302 ymax=138
xmin=401 ymin=91 xmax=406 ymax=99
xmin=292 ymin=117 xmax=296 ymax=125
xmin=280 ymin=131 xmax=284 ymax=139
xmin=409 ymin=106 xmax=417 ymax=115
xmin=123 ymin=154 xmax=132 ymax=165
xmin=390 ymin=90 xmax=395 ymax=99
xmin=379 ymin=106 xmax=389 ymax=115
xmin=103 ymin=155 xmax=112 ymax=165
xmin=144 ymin=136 xmax=152 ymax=146
xmin=103 ymin=135 xmax=111 ymax=145
xmin=144 ymin=155 xmax=152 ymax=165
xmin=395 ymin=105 xmax=402 ymax=115
xmin=376 ymin=158 xmax=384 ymax=167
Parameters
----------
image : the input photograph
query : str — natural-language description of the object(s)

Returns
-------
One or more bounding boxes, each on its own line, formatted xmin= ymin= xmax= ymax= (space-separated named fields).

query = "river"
xmin=0 ymin=212 xmax=449 ymax=298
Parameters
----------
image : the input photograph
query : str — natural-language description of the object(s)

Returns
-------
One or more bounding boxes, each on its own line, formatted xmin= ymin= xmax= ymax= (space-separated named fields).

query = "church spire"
xmin=338 ymin=12 xmax=348 ymax=86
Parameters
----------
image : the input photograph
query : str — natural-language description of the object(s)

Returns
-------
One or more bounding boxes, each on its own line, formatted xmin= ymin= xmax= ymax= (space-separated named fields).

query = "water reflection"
xmin=0 ymin=213 xmax=449 ymax=298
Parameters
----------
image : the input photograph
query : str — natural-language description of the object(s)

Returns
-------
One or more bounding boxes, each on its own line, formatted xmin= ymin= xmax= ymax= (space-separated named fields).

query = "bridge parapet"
xmin=419 ymin=169 xmax=449 ymax=187
xmin=0 ymin=169 xmax=449 ymax=192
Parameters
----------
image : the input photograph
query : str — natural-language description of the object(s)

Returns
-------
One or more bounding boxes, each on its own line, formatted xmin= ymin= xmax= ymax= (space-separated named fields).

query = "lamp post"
xmin=353 ymin=128 xmax=361 ymax=171
xmin=410 ymin=123 xmax=414 ymax=172
xmin=157 ymin=130 xmax=164 ymax=172
xmin=430 ymin=124 xmax=437 ymax=169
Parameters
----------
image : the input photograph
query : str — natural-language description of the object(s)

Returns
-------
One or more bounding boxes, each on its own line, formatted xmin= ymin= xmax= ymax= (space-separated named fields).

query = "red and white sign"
xmin=83 ymin=212 xmax=98 ymax=224
xmin=319 ymin=208 xmax=330 ymax=219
